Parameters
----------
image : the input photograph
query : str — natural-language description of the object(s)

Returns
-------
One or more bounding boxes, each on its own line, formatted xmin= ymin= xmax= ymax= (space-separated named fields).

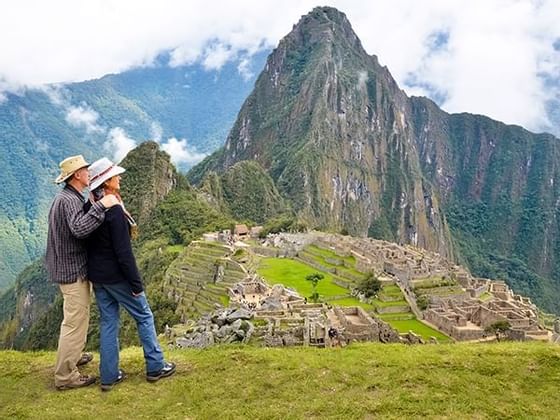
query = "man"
xmin=45 ymin=155 xmax=118 ymax=390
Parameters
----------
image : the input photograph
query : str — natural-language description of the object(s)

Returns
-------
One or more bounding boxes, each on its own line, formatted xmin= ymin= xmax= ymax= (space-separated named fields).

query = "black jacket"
xmin=85 ymin=203 xmax=143 ymax=294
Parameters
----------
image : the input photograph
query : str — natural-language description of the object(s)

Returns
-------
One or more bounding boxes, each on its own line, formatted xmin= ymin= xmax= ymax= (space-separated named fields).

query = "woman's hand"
xmin=132 ymin=291 xmax=144 ymax=297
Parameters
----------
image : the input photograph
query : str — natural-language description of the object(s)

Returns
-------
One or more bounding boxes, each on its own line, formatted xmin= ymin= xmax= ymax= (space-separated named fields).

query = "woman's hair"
xmin=91 ymin=186 xmax=105 ymax=202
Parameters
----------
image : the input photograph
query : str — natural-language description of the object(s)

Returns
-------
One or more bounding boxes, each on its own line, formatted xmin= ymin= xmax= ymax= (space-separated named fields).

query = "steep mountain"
xmin=0 ymin=52 xmax=267 ymax=289
xmin=119 ymin=141 xmax=180 ymax=226
xmin=189 ymin=7 xmax=560 ymax=312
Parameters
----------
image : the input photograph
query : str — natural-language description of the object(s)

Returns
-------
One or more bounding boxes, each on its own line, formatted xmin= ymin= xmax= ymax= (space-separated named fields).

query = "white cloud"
xmin=160 ymin=137 xmax=207 ymax=167
xmin=0 ymin=1 xmax=560 ymax=135
xmin=105 ymin=127 xmax=137 ymax=163
xmin=150 ymin=121 xmax=163 ymax=143
xmin=202 ymin=42 xmax=235 ymax=71
xmin=237 ymin=56 xmax=255 ymax=81
xmin=65 ymin=105 xmax=104 ymax=133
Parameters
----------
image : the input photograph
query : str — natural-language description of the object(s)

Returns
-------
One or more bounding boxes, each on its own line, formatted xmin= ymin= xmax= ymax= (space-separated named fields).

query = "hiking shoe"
xmin=76 ymin=352 xmax=93 ymax=367
xmin=146 ymin=362 xmax=176 ymax=382
xmin=56 ymin=374 xmax=97 ymax=391
xmin=100 ymin=370 xmax=126 ymax=392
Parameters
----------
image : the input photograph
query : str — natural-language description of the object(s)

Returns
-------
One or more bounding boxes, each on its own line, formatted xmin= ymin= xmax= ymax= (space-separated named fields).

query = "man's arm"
xmin=65 ymin=193 xmax=120 ymax=239
xmin=65 ymin=196 xmax=106 ymax=239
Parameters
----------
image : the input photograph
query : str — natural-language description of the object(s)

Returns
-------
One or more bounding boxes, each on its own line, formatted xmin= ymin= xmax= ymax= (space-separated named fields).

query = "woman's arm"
xmin=108 ymin=205 xmax=144 ymax=294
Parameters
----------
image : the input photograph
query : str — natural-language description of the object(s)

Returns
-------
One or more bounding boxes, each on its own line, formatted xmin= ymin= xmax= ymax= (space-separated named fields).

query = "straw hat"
xmin=55 ymin=155 xmax=89 ymax=184
xmin=89 ymin=157 xmax=126 ymax=191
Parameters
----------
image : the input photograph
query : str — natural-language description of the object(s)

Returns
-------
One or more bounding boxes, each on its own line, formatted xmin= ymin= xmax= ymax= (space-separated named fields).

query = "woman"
xmin=86 ymin=157 xmax=176 ymax=391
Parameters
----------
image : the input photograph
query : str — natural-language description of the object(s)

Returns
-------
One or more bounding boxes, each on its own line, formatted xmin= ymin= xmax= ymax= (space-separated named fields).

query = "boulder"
xmin=226 ymin=308 xmax=253 ymax=322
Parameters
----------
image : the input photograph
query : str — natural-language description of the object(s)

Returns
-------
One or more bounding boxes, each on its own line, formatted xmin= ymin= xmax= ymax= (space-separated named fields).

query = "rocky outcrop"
xmin=172 ymin=308 xmax=255 ymax=349
xmin=121 ymin=141 xmax=179 ymax=225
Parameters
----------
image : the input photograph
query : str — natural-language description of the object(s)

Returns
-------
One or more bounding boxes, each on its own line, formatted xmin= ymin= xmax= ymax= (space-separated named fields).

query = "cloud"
xmin=160 ymin=137 xmax=207 ymax=167
xmin=65 ymin=105 xmax=104 ymax=133
xmin=237 ymin=56 xmax=255 ymax=81
xmin=0 ymin=1 xmax=560 ymax=135
xmin=202 ymin=42 xmax=235 ymax=71
xmin=357 ymin=71 xmax=368 ymax=90
xmin=105 ymin=127 xmax=137 ymax=163
xmin=150 ymin=121 xmax=163 ymax=143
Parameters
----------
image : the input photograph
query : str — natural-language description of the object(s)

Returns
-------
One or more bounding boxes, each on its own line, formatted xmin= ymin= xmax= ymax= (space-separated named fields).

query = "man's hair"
xmin=64 ymin=173 xmax=76 ymax=185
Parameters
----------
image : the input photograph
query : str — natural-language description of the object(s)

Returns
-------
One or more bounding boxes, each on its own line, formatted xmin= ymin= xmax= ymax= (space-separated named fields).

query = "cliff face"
xmin=189 ymin=6 xmax=560 ymax=311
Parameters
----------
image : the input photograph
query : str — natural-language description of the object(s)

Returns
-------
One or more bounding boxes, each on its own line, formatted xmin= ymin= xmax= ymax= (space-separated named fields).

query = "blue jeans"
xmin=93 ymin=282 xmax=164 ymax=384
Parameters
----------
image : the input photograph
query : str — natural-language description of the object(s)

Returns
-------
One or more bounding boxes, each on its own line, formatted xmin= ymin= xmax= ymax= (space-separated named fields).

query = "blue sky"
xmin=2 ymin=0 xmax=560 ymax=137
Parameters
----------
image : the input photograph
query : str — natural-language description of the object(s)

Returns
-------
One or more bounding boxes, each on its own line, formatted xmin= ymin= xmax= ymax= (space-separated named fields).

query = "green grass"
xmin=2 ymin=343 xmax=560 ymax=418
xmin=306 ymin=245 xmax=356 ymax=265
xmin=165 ymin=244 xmax=185 ymax=254
xmin=479 ymin=291 xmax=493 ymax=301
xmin=377 ymin=312 xmax=415 ymax=321
xmin=328 ymin=297 xmax=373 ymax=310
xmin=257 ymin=257 xmax=348 ymax=298
xmin=390 ymin=319 xmax=451 ymax=342
xmin=380 ymin=284 xmax=403 ymax=296
xmin=411 ymin=277 xmax=457 ymax=289
xmin=372 ymin=298 xmax=409 ymax=308
xmin=219 ymin=295 xmax=230 ymax=307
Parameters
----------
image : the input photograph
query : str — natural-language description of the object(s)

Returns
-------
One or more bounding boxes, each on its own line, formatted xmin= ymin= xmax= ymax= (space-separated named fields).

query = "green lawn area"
xmin=372 ymin=298 xmax=409 ymax=308
xmin=3 ymin=343 xmax=560 ymax=418
xmin=257 ymin=257 xmax=348 ymax=298
xmin=302 ymin=246 xmax=364 ymax=279
xmin=328 ymin=297 xmax=374 ymax=310
xmin=166 ymin=244 xmax=185 ymax=253
xmin=380 ymin=284 xmax=402 ymax=296
xmin=390 ymin=319 xmax=451 ymax=342
xmin=306 ymin=244 xmax=356 ymax=265
xmin=377 ymin=312 xmax=415 ymax=321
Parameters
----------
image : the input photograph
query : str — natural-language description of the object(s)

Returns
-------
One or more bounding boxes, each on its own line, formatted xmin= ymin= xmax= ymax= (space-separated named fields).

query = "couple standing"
xmin=46 ymin=155 xmax=176 ymax=391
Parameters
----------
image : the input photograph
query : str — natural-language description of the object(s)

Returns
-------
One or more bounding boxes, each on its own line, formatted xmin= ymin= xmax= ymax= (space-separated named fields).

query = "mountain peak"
xmin=284 ymin=6 xmax=363 ymax=53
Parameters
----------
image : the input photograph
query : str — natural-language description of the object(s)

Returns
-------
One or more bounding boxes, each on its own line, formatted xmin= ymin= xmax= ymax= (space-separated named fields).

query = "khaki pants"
xmin=54 ymin=279 xmax=91 ymax=387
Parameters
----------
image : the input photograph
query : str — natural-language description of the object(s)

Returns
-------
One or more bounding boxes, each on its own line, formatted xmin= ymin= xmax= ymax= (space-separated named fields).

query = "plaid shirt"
xmin=45 ymin=185 xmax=106 ymax=284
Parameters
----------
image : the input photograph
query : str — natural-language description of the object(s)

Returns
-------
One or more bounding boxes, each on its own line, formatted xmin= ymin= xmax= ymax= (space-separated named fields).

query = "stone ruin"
xmin=169 ymin=230 xmax=554 ymax=344
xmin=423 ymin=281 xmax=548 ymax=341
xmin=167 ymin=277 xmax=408 ymax=349
xmin=229 ymin=278 xmax=405 ymax=347
xmin=306 ymin=233 xmax=552 ymax=342
xmin=169 ymin=307 xmax=255 ymax=349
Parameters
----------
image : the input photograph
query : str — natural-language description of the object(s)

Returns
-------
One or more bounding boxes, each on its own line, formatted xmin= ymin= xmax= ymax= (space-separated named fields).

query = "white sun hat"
xmin=88 ymin=157 xmax=126 ymax=191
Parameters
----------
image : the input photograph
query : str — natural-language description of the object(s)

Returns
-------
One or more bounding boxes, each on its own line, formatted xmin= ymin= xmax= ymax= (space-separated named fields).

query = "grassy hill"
xmin=2 ymin=342 xmax=560 ymax=419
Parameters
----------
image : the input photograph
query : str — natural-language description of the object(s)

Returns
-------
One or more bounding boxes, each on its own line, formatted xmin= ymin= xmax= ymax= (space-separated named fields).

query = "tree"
xmin=306 ymin=273 xmax=324 ymax=303
xmin=484 ymin=320 xmax=511 ymax=342
xmin=416 ymin=295 xmax=429 ymax=311
xmin=357 ymin=272 xmax=382 ymax=298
